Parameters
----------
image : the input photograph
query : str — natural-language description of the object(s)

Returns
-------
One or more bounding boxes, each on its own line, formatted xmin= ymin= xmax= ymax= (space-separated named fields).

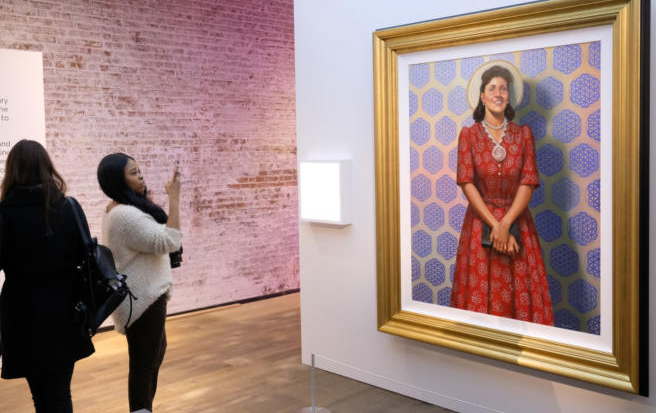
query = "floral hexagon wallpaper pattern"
xmin=409 ymin=42 xmax=601 ymax=334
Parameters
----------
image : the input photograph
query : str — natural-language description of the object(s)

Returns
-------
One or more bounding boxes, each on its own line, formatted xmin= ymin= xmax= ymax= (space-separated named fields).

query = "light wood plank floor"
xmin=0 ymin=293 xmax=454 ymax=413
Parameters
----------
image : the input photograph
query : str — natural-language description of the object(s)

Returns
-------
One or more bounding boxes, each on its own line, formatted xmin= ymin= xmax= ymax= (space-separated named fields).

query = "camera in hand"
xmin=169 ymin=246 xmax=183 ymax=268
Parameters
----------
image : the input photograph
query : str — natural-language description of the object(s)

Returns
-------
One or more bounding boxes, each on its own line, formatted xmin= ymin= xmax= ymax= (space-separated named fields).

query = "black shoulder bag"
xmin=67 ymin=198 xmax=134 ymax=336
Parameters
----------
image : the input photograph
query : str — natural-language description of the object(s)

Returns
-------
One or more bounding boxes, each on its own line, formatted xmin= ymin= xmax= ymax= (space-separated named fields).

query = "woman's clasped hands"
xmin=490 ymin=219 xmax=519 ymax=256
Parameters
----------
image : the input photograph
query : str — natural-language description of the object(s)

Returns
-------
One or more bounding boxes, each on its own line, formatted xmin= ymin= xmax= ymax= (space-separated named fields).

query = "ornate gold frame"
xmin=374 ymin=0 xmax=647 ymax=394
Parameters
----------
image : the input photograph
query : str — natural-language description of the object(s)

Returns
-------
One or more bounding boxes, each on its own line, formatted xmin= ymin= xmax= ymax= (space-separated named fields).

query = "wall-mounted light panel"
xmin=299 ymin=160 xmax=351 ymax=226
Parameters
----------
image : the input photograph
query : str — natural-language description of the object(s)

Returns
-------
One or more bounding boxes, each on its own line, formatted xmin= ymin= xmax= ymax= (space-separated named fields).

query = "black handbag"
xmin=67 ymin=198 xmax=134 ymax=336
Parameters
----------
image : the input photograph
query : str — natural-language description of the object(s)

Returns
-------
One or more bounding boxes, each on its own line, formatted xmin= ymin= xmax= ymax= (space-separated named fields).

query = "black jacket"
xmin=0 ymin=186 xmax=94 ymax=379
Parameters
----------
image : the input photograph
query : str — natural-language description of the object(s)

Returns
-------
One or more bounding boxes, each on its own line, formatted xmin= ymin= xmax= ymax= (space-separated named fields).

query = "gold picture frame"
xmin=374 ymin=0 xmax=648 ymax=394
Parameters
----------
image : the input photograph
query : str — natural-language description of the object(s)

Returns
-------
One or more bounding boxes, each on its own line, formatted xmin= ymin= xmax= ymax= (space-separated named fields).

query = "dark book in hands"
xmin=481 ymin=221 xmax=521 ymax=248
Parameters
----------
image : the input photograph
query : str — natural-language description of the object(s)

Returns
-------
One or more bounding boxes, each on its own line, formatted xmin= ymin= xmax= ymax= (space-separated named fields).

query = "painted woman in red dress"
xmin=450 ymin=61 xmax=554 ymax=325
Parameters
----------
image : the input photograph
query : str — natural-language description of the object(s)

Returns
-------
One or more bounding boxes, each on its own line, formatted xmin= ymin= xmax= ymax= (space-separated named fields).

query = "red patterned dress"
xmin=450 ymin=121 xmax=554 ymax=325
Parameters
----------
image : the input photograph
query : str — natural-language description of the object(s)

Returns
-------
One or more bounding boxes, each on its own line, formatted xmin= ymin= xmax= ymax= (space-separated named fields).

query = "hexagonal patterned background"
xmin=422 ymin=146 xmax=443 ymax=174
xmin=519 ymin=111 xmax=547 ymax=140
xmin=409 ymin=41 xmax=601 ymax=334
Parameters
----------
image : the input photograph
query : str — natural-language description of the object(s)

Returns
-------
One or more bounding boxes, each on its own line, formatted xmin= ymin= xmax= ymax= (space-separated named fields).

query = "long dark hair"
xmin=1 ymin=139 xmax=67 ymax=230
xmin=97 ymin=153 xmax=167 ymax=224
xmin=472 ymin=65 xmax=516 ymax=122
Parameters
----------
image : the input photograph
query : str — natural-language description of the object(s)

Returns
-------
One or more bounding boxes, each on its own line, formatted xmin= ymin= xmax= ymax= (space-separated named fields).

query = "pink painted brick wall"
xmin=0 ymin=0 xmax=298 ymax=313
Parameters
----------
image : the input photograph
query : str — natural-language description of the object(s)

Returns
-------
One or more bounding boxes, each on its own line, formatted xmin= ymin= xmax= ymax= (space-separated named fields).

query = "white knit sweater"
xmin=101 ymin=204 xmax=182 ymax=334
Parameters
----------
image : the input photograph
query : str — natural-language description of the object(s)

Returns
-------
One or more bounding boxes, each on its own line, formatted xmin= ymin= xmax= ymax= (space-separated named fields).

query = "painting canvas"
xmin=407 ymin=42 xmax=602 ymax=335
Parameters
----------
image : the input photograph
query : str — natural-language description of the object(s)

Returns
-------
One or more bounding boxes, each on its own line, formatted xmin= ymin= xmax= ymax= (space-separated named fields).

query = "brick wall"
xmin=0 ymin=0 xmax=298 ymax=313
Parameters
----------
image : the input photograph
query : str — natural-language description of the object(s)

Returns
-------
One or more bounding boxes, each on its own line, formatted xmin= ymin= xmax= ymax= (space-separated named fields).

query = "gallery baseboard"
xmin=95 ymin=288 xmax=301 ymax=334
xmin=310 ymin=353 xmax=503 ymax=413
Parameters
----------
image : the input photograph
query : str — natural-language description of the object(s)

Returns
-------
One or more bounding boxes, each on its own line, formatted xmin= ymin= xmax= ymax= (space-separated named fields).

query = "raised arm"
xmin=165 ymin=162 xmax=181 ymax=230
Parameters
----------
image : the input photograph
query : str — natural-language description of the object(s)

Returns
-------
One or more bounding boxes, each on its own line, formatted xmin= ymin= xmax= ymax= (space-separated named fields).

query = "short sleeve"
xmin=456 ymin=126 xmax=474 ymax=185
xmin=519 ymin=125 xmax=540 ymax=187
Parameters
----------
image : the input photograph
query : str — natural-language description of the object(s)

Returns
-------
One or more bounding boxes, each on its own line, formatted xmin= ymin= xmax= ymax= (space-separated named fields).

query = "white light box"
xmin=299 ymin=160 xmax=351 ymax=226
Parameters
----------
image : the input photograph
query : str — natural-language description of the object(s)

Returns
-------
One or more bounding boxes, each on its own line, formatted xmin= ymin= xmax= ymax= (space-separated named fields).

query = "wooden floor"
xmin=0 ymin=293 xmax=454 ymax=413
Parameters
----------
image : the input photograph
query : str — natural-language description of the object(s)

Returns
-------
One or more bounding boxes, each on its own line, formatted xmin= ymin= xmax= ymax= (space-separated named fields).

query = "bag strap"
xmin=66 ymin=197 xmax=98 ymax=326
xmin=66 ymin=197 xmax=91 ymax=247
xmin=66 ymin=198 xmax=137 ymax=333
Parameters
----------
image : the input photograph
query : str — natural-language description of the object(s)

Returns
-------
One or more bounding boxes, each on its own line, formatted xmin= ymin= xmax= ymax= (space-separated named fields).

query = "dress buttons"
xmin=498 ymin=172 xmax=501 ymax=176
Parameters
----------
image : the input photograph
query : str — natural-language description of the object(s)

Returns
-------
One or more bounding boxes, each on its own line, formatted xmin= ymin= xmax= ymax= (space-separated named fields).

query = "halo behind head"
xmin=466 ymin=60 xmax=524 ymax=110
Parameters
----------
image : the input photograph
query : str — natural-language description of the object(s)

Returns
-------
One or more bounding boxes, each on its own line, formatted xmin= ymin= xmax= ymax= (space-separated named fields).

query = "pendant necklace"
xmin=482 ymin=118 xmax=508 ymax=163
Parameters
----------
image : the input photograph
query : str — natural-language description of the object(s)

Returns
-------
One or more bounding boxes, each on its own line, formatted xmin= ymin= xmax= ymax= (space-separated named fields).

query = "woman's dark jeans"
xmin=25 ymin=362 xmax=75 ymax=413
xmin=126 ymin=294 xmax=167 ymax=412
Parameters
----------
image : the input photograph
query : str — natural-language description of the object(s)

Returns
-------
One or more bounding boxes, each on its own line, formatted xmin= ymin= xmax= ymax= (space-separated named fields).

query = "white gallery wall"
xmin=295 ymin=1 xmax=656 ymax=412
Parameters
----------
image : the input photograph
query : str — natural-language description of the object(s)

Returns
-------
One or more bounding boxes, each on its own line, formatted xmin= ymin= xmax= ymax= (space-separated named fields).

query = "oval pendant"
xmin=492 ymin=144 xmax=506 ymax=163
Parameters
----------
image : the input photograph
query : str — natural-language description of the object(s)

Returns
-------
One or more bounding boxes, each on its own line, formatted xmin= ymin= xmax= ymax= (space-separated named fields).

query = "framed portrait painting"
xmin=374 ymin=0 xmax=648 ymax=394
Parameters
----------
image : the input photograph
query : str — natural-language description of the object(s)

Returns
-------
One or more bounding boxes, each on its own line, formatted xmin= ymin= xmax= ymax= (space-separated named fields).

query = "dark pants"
xmin=126 ymin=294 xmax=167 ymax=412
xmin=25 ymin=362 xmax=75 ymax=413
